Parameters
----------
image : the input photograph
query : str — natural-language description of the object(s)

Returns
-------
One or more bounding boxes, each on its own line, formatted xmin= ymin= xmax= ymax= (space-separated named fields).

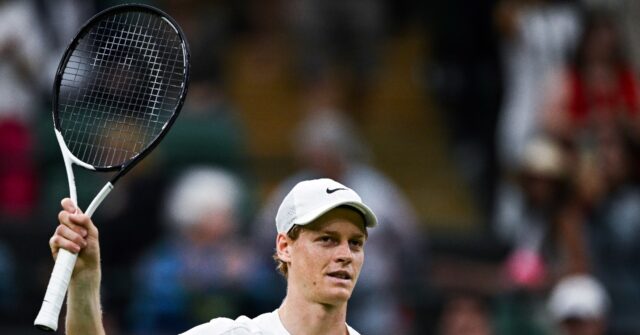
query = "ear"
xmin=276 ymin=233 xmax=292 ymax=263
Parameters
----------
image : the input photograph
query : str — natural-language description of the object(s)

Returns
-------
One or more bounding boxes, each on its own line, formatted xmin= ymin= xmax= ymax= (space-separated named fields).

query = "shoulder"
xmin=179 ymin=317 xmax=257 ymax=335
xmin=180 ymin=311 xmax=284 ymax=335
xmin=250 ymin=310 xmax=285 ymax=331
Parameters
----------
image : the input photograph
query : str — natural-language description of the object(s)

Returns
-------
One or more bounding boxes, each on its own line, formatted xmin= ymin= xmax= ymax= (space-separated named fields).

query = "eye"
xmin=317 ymin=235 xmax=335 ymax=245
xmin=349 ymin=239 xmax=364 ymax=249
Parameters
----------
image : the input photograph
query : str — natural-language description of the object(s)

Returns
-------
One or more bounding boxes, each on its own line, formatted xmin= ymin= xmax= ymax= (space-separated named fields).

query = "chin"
xmin=320 ymin=288 xmax=353 ymax=306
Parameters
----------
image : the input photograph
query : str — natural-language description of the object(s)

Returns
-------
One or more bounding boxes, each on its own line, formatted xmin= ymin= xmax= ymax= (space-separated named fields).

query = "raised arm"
xmin=49 ymin=198 xmax=106 ymax=335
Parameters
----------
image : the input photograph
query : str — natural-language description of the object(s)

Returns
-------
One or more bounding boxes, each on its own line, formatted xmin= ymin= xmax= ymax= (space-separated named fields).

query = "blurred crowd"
xmin=1 ymin=0 xmax=640 ymax=334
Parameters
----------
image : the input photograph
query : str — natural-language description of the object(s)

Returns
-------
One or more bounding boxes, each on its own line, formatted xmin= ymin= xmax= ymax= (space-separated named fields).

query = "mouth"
xmin=327 ymin=270 xmax=352 ymax=281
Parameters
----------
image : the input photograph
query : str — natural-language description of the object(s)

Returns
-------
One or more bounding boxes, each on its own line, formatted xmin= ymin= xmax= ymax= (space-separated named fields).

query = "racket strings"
xmin=58 ymin=10 xmax=186 ymax=168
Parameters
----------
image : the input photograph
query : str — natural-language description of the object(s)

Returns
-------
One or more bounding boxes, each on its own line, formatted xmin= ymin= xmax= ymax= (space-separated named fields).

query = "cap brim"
xmin=295 ymin=201 xmax=378 ymax=229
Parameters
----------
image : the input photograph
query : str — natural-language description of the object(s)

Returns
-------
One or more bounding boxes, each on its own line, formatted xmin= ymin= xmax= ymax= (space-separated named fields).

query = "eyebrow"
xmin=319 ymin=229 xmax=366 ymax=240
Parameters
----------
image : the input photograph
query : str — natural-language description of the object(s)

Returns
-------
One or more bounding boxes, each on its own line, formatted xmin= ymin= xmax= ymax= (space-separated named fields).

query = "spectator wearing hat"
xmin=128 ymin=167 xmax=258 ymax=334
xmin=496 ymin=136 xmax=576 ymax=289
xmin=548 ymin=274 xmax=609 ymax=335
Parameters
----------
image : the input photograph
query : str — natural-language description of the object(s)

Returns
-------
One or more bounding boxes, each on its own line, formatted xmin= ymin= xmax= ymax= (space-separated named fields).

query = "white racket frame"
xmin=34 ymin=129 xmax=114 ymax=331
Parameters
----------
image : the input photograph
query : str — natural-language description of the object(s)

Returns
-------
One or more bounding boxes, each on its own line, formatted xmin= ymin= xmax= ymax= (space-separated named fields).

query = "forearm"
xmin=65 ymin=270 xmax=106 ymax=335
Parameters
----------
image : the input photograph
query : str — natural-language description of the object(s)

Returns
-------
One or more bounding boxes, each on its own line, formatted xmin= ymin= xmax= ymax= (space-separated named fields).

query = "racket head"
xmin=52 ymin=3 xmax=190 ymax=173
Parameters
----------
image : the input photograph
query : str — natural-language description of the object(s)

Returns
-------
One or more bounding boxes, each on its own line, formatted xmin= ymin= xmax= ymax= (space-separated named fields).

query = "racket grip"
xmin=34 ymin=249 xmax=78 ymax=332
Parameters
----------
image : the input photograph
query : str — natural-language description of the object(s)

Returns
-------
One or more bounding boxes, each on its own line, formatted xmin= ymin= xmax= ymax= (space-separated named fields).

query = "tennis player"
xmin=50 ymin=178 xmax=377 ymax=334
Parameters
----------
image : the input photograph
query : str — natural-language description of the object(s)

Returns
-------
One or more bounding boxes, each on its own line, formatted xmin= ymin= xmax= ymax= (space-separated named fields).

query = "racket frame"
xmin=34 ymin=4 xmax=190 ymax=331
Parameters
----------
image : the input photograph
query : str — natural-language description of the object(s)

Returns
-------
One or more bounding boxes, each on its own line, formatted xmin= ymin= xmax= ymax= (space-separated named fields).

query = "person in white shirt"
xmin=49 ymin=178 xmax=377 ymax=335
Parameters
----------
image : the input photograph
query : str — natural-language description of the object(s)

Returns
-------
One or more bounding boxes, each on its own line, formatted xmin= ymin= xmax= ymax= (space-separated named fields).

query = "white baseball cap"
xmin=548 ymin=274 xmax=609 ymax=321
xmin=275 ymin=178 xmax=377 ymax=234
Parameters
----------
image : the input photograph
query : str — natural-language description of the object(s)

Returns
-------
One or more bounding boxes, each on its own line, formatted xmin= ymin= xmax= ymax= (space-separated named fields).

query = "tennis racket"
xmin=34 ymin=4 xmax=190 ymax=331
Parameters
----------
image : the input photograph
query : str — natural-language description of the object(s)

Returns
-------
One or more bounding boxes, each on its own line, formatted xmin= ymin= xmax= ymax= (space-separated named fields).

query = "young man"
xmin=50 ymin=178 xmax=377 ymax=334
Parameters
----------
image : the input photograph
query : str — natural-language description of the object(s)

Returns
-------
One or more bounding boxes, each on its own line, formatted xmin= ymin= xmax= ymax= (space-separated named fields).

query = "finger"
xmin=61 ymin=198 xmax=79 ymax=214
xmin=68 ymin=212 xmax=97 ymax=238
xmin=50 ymin=235 xmax=81 ymax=256
xmin=49 ymin=230 xmax=82 ymax=256
xmin=58 ymin=211 xmax=88 ymax=238
xmin=49 ymin=235 xmax=60 ymax=259
xmin=56 ymin=224 xmax=88 ymax=249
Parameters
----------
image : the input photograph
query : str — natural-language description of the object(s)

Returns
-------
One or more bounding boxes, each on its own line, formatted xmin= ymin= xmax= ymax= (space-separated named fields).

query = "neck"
xmin=278 ymin=291 xmax=349 ymax=335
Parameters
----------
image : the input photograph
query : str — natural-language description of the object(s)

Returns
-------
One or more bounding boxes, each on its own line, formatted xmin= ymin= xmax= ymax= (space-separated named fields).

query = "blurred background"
xmin=1 ymin=0 xmax=639 ymax=334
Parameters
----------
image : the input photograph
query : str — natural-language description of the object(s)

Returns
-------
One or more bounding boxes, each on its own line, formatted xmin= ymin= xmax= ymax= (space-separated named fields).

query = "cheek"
xmin=353 ymin=253 xmax=365 ymax=276
xmin=293 ymin=245 xmax=324 ymax=276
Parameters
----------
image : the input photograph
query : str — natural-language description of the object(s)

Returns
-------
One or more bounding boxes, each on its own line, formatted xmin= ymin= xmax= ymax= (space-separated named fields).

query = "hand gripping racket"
xmin=34 ymin=4 xmax=190 ymax=331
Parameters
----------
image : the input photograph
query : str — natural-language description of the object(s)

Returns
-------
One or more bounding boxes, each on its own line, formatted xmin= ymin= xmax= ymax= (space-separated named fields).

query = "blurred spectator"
xmin=252 ymin=109 xmax=425 ymax=335
xmin=0 ymin=0 xmax=48 ymax=219
xmin=495 ymin=137 xmax=578 ymax=288
xmin=493 ymin=136 xmax=589 ymax=334
xmin=285 ymin=0 xmax=386 ymax=118
xmin=129 ymin=167 xmax=262 ymax=334
xmin=542 ymin=9 xmax=640 ymax=144
xmin=495 ymin=0 xmax=581 ymax=171
xmin=547 ymin=274 xmax=609 ymax=335
xmin=438 ymin=294 xmax=494 ymax=335
xmin=0 ymin=0 xmax=46 ymax=121
xmin=581 ymin=126 xmax=640 ymax=334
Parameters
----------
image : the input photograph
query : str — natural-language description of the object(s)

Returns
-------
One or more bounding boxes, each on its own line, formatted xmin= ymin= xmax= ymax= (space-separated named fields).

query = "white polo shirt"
xmin=181 ymin=309 xmax=360 ymax=335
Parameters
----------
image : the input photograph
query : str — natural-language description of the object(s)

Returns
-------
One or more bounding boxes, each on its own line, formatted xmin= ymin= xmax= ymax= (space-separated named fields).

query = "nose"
xmin=334 ymin=241 xmax=353 ymax=264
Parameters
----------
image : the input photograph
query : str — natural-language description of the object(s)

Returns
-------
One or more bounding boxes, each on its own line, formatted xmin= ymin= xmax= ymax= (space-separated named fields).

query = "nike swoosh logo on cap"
xmin=326 ymin=187 xmax=347 ymax=194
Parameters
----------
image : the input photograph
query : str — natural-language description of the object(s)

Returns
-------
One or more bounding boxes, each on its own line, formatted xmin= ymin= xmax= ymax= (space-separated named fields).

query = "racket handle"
xmin=34 ymin=249 xmax=78 ymax=332
xmin=33 ymin=182 xmax=112 ymax=331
